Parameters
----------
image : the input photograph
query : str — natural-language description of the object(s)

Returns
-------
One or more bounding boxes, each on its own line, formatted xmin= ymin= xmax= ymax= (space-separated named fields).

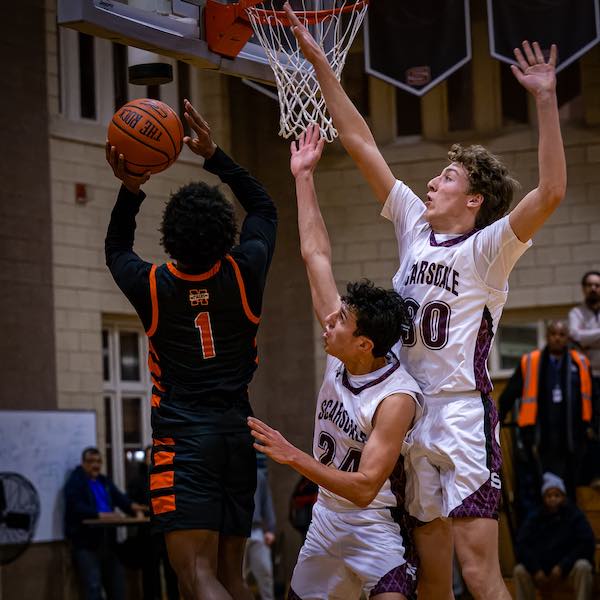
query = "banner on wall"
xmin=364 ymin=0 xmax=471 ymax=96
xmin=488 ymin=0 xmax=600 ymax=72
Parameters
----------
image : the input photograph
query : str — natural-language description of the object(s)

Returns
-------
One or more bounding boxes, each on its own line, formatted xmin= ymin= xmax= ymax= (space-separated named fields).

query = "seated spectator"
xmin=513 ymin=472 xmax=595 ymax=600
xmin=499 ymin=321 xmax=598 ymax=519
xmin=244 ymin=451 xmax=276 ymax=600
xmin=64 ymin=447 xmax=145 ymax=600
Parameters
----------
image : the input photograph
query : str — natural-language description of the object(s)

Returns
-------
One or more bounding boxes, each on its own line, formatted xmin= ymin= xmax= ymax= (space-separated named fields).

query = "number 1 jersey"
xmin=105 ymin=147 xmax=277 ymax=435
xmin=145 ymin=257 xmax=260 ymax=395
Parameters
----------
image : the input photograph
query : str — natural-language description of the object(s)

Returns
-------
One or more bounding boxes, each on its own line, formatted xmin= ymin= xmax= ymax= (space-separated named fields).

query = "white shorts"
xmin=402 ymin=392 xmax=502 ymax=523
xmin=288 ymin=501 xmax=417 ymax=600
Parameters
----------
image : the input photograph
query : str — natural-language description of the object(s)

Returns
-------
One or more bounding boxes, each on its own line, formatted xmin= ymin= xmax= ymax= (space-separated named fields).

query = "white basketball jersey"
xmin=313 ymin=354 xmax=422 ymax=511
xmin=383 ymin=180 xmax=531 ymax=398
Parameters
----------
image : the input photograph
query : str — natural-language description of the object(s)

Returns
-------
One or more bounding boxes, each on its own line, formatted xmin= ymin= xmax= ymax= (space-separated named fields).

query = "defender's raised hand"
xmin=182 ymin=98 xmax=217 ymax=159
xmin=511 ymin=41 xmax=557 ymax=97
xmin=290 ymin=124 xmax=326 ymax=178
xmin=105 ymin=142 xmax=150 ymax=195
xmin=284 ymin=2 xmax=327 ymax=65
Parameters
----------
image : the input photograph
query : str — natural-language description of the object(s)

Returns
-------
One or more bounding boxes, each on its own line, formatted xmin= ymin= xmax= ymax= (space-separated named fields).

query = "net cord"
xmin=246 ymin=1 xmax=368 ymax=142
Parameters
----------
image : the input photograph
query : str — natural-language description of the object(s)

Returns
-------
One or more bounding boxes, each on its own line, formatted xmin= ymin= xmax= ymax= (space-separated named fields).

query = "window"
xmin=113 ymin=42 xmax=129 ymax=111
xmin=489 ymin=321 xmax=546 ymax=379
xmin=102 ymin=323 xmax=151 ymax=494
xmin=178 ymin=61 xmax=192 ymax=137
xmin=59 ymin=29 xmax=195 ymax=127
xmin=78 ymin=33 xmax=97 ymax=119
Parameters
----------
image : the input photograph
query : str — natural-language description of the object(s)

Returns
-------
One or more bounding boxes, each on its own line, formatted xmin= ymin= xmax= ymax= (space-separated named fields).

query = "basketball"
xmin=107 ymin=98 xmax=184 ymax=175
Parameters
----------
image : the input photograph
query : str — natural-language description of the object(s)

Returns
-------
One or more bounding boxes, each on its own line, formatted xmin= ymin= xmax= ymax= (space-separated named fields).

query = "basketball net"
xmin=245 ymin=1 xmax=369 ymax=142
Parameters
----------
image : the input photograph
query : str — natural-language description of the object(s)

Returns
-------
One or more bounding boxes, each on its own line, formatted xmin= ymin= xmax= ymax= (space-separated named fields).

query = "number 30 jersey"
xmin=314 ymin=355 xmax=422 ymax=511
xmin=382 ymin=180 xmax=531 ymax=398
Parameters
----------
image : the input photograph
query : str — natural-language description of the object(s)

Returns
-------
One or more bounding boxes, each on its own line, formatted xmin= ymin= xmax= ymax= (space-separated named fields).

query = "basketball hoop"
xmin=206 ymin=1 xmax=369 ymax=142
xmin=246 ymin=1 xmax=369 ymax=142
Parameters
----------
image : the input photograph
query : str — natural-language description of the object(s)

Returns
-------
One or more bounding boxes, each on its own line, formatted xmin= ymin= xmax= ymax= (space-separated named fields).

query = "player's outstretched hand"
xmin=290 ymin=124 xmax=325 ymax=178
xmin=182 ymin=98 xmax=217 ymax=159
xmin=284 ymin=2 xmax=327 ymax=65
xmin=105 ymin=142 xmax=151 ymax=195
xmin=511 ymin=41 xmax=557 ymax=97
xmin=248 ymin=416 xmax=298 ymax=465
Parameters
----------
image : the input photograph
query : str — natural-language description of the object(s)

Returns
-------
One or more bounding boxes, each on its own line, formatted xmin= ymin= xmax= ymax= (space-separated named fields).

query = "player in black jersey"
xmin=105 ymin=99 xmax=277 ymax=600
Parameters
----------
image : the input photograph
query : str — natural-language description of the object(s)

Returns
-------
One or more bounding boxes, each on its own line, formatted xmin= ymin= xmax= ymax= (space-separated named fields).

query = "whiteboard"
xmin=0 ymin=410 xmax=96 ymax=542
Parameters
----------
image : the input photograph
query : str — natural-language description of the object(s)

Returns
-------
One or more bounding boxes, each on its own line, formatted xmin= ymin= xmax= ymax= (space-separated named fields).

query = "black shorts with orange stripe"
xmin=150 ymin=411 xmax=257 ymax=537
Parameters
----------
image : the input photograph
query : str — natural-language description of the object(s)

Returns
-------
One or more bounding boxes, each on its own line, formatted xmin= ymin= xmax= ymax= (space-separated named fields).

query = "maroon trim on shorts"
xmin=370 ymin=561 xmax=418 ymax=598
xmin=449 ymin=394 xmax=502 ymax=520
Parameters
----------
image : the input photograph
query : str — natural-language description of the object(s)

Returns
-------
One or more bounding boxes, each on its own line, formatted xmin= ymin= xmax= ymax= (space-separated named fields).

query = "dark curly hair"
xmin=341 ymin=280 xmax=409 ymax=358
xmin=448 ymin=144 xmax=519 ymax=229
xmin=160 ymin=182 xmax=237 ymax=268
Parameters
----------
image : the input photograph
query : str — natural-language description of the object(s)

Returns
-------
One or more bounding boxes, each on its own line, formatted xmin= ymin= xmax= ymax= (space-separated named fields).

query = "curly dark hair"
xmin=341 ymin=280 xmax=409 ymax=358
xmin=160 ymin=182 xmax=237 ymax=268
xmin=448 ymin=144 xmax=519 ymax=229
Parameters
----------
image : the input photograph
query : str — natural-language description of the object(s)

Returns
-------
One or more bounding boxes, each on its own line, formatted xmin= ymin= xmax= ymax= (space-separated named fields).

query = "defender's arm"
xmin=248 ymin=393 xmax=415 ymax=509
xmin=292 ymin=125 xmax=340 ymax=326
xmin=284 ymin=3 xmax=396 ymax=204
xmin=508 ymin=42 xmax=566 ymax=242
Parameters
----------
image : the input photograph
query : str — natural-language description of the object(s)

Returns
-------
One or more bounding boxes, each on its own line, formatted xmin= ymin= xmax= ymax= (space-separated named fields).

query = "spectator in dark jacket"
xmin=513 ymin=472 xmax=595 ymax=600
xmin=64 ymin=447 xmax=145 ymax=600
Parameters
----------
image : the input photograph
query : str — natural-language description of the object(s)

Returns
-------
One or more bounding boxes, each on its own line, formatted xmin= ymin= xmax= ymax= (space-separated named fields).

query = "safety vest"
xmin=518 ymin=349 xmax=592 ymax=427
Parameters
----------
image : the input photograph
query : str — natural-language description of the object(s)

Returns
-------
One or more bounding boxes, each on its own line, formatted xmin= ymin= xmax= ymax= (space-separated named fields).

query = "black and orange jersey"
xmin=105 ymin=147 xmax=277 ymax=433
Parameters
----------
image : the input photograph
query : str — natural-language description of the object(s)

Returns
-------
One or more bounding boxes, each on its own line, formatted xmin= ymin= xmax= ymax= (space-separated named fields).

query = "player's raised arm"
xmin=291 ymin=125 xmax=340 ymax=326
xmin=284 ymin=3 xmax=395 ymax=204
xmin=508 ymin=41 xmax=567 ymax=242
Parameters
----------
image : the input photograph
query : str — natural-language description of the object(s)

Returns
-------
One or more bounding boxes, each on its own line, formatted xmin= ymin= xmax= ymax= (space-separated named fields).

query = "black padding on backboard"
xmin=365 ymin=0 xmax=471 ymax=96
xmin=488 ymin=0 xmax=600 ymax=72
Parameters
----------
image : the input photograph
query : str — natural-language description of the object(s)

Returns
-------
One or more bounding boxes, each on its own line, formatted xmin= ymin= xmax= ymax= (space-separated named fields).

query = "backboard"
xmin=57 ymin=0 xmax=278 ymax=84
